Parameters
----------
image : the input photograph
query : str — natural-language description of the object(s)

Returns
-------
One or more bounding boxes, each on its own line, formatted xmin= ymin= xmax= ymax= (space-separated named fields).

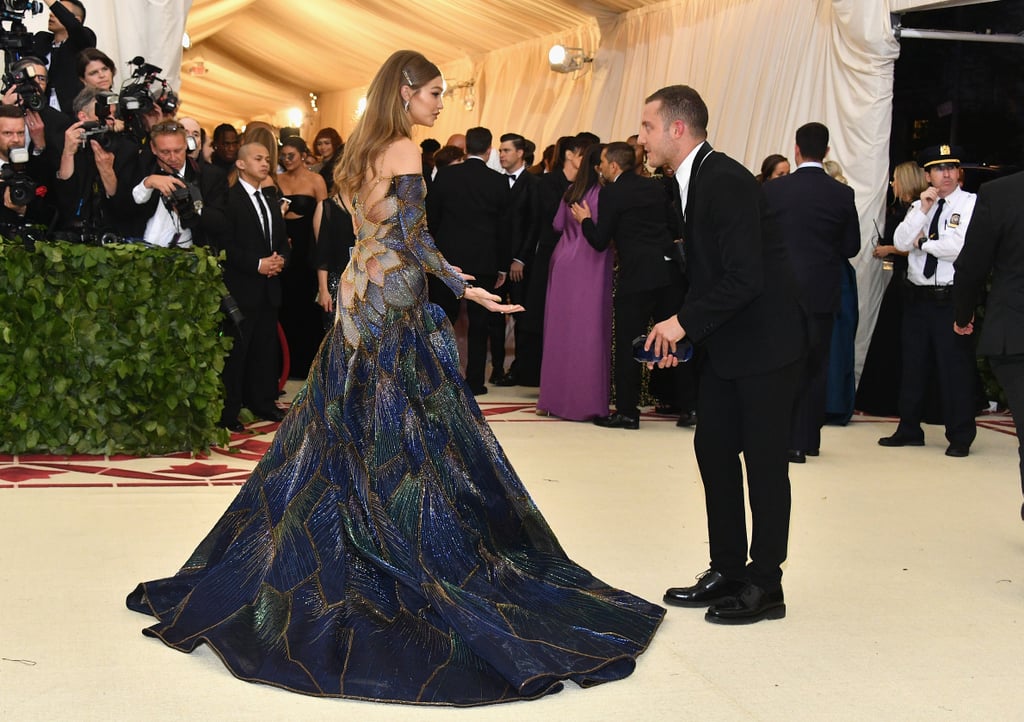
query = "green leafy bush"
xmin=0 ymin=237 xmax=232 ymax=455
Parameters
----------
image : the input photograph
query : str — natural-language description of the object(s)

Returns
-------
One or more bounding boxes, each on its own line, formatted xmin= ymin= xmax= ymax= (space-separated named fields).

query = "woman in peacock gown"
xmin=126 ymin=50 xmax=664 ymax=707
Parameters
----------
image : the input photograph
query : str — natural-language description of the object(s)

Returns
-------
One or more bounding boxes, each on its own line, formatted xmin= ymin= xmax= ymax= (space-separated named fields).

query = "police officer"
xmin=879 ymin=145 xmax=978 ymax=457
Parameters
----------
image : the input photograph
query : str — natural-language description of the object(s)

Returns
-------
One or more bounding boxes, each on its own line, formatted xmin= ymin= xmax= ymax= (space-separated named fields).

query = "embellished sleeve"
xmin=393 ymin=174 xmax=467 ymax=297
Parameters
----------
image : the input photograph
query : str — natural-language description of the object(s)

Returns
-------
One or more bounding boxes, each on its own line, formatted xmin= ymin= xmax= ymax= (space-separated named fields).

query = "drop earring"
xmin=403 ymin=99 xmax=410 ymax=112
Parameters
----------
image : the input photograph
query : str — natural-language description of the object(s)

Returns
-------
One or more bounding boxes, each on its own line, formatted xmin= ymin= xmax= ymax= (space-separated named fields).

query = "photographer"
xmin=30 ymin=0 xmax=97 ymax=114
xmin=51 ymin=86 xmax=137 ymax=236
xmin=129 ymin=120 xmax=227 ymax=248
xmin=0 ymin=105 xmax=52 ymax=226
xmin=2 ymin=56 xmax=72 ymax=175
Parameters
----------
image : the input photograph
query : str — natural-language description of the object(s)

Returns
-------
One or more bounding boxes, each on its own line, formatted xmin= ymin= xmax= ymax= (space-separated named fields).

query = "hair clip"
xmin=402 ymin=69 xmax=413 ymax=86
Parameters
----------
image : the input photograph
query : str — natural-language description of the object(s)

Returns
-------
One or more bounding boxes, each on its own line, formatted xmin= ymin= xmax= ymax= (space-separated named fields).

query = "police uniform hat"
xmin=917 ymin=144 xmax=963 ymax=169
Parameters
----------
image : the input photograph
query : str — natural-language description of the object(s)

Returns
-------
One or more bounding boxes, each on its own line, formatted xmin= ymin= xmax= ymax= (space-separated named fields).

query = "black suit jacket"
xmin=503 ymin=169 xmax=540 ymax=268
xmin=31 ymin=2 xmax=96 ymax=114
xmin=675 ymin=143 xmax=805 ymax=379
xmin=127 ymin=157 xmax=229 ymax=247
xmin=954 ymin=171 xmax=1024 ymax=356
xmin=581 ymin=171 xmax=680 ymax=295
xmin=221 ymin=182 xmax=289 ymax=310
xmin=762 ymin=166 xmax=860 ymax=314
xmin=426 ymin=157 xmax=508 ymax=275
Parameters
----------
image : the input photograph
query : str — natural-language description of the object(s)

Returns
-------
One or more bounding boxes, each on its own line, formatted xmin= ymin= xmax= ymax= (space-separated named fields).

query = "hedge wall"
xmin=0 ymin=237 xmax=232 ymax=455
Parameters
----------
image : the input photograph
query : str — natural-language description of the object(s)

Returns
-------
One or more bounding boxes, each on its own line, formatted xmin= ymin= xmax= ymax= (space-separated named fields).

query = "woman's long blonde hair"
xmin=335 ymin=50 xmax=441 ymax=198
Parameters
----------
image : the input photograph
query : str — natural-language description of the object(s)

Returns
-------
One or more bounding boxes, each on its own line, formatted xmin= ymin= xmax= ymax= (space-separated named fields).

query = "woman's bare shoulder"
xmin=379 ymin=138 xmax=422 ymax=177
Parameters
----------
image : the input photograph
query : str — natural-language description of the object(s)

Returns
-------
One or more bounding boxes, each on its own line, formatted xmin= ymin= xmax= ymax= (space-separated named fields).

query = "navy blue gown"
xmin=126 ymin=174 xmax=664 ymax=706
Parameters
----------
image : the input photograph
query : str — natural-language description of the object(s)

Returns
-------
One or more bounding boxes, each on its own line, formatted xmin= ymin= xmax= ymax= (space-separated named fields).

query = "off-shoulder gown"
xmin=126 ymin=174 xmax=663 ymax=706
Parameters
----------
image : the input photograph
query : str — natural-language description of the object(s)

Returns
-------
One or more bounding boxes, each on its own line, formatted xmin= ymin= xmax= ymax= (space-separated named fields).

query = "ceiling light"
xmin=548 ymin=44 xmax=593 ymax=74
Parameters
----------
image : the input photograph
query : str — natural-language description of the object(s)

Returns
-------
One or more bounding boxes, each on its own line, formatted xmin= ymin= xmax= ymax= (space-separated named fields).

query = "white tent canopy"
xmin=8 ymin=0 xmax=991 ymax=373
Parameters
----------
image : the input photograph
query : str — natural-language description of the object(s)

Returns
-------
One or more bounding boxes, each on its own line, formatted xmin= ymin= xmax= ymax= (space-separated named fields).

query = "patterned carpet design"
xmin=1 ymin=405 xmax=1013 ymax=489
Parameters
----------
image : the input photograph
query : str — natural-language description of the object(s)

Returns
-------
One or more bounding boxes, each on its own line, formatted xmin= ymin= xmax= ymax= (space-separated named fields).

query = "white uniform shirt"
xmin=893 ymin=185 xmax=976 ymax=287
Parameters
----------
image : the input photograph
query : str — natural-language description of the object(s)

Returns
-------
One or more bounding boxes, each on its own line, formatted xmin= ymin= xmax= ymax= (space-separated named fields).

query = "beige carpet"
xmin=2 ymin=383 xmax=1022 ymax=721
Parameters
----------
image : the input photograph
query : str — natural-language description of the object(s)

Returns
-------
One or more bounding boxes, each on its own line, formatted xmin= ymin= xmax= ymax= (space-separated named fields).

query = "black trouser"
xmin=613 ymin=283 xmax=687 ymax=417
xmin=790 ymin=312 xmax=834 ymax=452
xmin=221 ymin=306 xmax=279 ymax=422
xmin=430 ymin=274 xmax=503 ymax=389
xmin=897 ymin=289 xmax=977 ymax=446
xmin=694 ymin=357 xmax=800 ymax=589
xmin=989 ymin=354 xmax=1024 ymax=497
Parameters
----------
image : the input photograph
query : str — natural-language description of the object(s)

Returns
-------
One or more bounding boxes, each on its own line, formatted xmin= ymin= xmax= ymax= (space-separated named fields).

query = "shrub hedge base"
xmin=1 ymin=237 xmax=232 ymax=455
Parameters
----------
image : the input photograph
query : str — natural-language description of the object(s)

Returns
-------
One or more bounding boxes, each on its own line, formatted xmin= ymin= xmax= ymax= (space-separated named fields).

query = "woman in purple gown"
xmin=538 ymin=143 xmax=613 ymax=420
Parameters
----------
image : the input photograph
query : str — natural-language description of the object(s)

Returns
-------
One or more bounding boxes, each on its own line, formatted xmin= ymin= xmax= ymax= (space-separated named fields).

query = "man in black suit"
xmin=31 ymin=0 xmax=96 ymax=114
xmin=953 ymin=170 xmax=1024 ymax=520
xmin=218 ymin=142 xmax=290 ymax=431
xmin=641 ymin=85 xmax=805 ymax=624
xmin=494 ymin=132 xmax=539 ymax=387
xmin=128 ymin=120 xmax=228 ymax=248
xmin=426 ymin=126 xmax=509 ymax=394
xmin=571 ymin=141 xmax=688 ymax=429
xmin=762 ymin=123 xmax=861 ymax=463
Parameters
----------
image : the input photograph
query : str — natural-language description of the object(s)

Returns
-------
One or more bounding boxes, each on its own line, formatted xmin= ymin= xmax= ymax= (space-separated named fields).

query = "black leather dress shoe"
xmin=593 ymin=413 xmax=639 ymax=430
xmin=488 ymin=371 xmax=506 ymax=385
xmin=493 ymin=373 xmax=517 ymax=387
xmin=675 ymin=410 xmax=697 ymax=427
xmin=787 ymin=449 xmax=806 ymax=464
xmin=945 ymin=443 xmax=970 ymax=458
xmin=663 ymin=570 xmax=745 ymax=607
xmin=469 ymin=385 xmax=488 ymax=396
xmin=878 ymin=432 xmax=925 ymax=447
xmin=252 ymin=407 xmax=285 ymax=423
xmin=221 ymin=419 xmax=245 ymax=433
xmin=705 ymin=583 xmax=786 ymax=625
xmin=806 ymin=448 xmax=820 ymax=456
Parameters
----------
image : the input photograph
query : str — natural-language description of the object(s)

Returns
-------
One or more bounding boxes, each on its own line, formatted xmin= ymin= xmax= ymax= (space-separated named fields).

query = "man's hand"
xmin=2 ymin=186 xmax=27 ymax=214
xmin=144 ymin=173 xmax=186 ymax=197
xmin=494 ymin=271 xmax=507 ymax=289
xmin=954 ymin=315 xmax=975 ymax=336
xmin=570 ymin=199 xmax=592 ymax=223
xmin=919 ymin=186 xmax=939 ymax=216
xmin=645 ymin=315 xmax=686 ymax=368
xmin=25 ymin=110 xmax=45 ymax=149
xmin=259 ymin=252 xmax=285 ymax=277
xmin=91 ymin=140 xmax=114 ymax=171
xmin=509 ymin=259 xmax=525 ymax=283
xmin=63 ymin=120 xmax=85 ymax=156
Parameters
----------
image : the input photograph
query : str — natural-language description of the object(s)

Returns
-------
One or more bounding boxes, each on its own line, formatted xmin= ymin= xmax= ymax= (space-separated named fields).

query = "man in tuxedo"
xmin=129 ymin=120 xmax=228 ymax=248
xmin=571 ymin=141 xmax=688 ymax=429
xmin=426 ymin=126 xmax=509 ymax=394
xmin=218 ymin=142 xmax=290 ymax=431
xmin=641 ymin=85 xmax=805 ymax=624
xmin=493 ymin=132 xmax=539 ymax=387
xmin=953 ymin=170 xmax=1024 ymax=520
xmin=31 ymin=0 xmax=96 ymax=114
xmin=762 ymin=122 xmax=861 ymax=463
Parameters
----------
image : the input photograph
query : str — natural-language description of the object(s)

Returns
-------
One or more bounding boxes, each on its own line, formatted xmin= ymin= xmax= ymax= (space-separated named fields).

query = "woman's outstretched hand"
xmin=464 ymin=285 xmax=524 ymax=314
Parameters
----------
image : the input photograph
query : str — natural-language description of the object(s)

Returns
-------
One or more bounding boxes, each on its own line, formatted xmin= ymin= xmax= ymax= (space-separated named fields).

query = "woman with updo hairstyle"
xmin=756 ymin=153 xmax=790 ymax=183
xmin=76 ymin=48 xmax=115 ymax=91
xmin=275 ymin=135 xmax=328 ymax=378
xmin=127 ymin=49 xmax=661 ymax=707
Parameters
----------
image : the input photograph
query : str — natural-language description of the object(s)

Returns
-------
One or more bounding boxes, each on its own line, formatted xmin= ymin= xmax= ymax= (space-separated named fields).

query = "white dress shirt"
xmin=893 ymin=185 xmax=977 ymax=287
xmin=132 ymin=166 xmax=193 ymax=248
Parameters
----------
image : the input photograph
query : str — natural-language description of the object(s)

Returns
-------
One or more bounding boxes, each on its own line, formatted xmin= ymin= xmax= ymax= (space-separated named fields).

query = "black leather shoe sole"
xmin=945 ymin=444 xmax=970 ymax=458
xmin=705 ymin=602 xmax=786 ymax=625
xmin=675 ymin=412 xmax=697 ymax=427
xmin=593 ymin=414 xmax=639 ymax=430
xmin=878 ymin=435 xmax=925 ymax=447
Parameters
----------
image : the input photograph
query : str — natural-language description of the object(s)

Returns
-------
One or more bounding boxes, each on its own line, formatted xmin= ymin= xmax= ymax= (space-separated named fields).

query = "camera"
xmin=117 ymin=57 xmax=175 ymax=141
xmin=3 ymin=64 xmax=45 ymax=111
xmin=220 ymin=294 xmax=245 ymax=329
xmin=2 ymin=1 xmax=45 ymax=13
xmin=161 ymin=176 xmax=204 ymax=228
xmin=0 ymin=146 xmax=38 ymax=206
xmin=79 ymin=120 xmax=113 ymax=149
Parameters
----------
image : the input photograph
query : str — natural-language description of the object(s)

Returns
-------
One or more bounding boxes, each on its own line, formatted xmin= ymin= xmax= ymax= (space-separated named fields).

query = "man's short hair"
xmin=0 ymin=104 xmax=24 ymax=120
xmin=150 ymin=120 xmax=187 ymax=143
xmin=500 ymin=133 xmax=526 ymax=153
xmin=795 ymin=122 xmax=829 ymax=162
xmin=420 ymin=138 xmax=440 ymax=154
xmin=645 ymin=85 xmax=709 ymax=138
xmin=213 ymin=123 xmax=237 ymax=144
xmin=65 ymin=0 xmax=87 ymax=22
xmin=604 ymin=141 xmax=636 ymax=174
xmin=72 ymin=86 xmax=101 ymax=115
xmin=8 ymin=56 xmax=46 ymax=75
xmin=523 ymin=139 xmax=536 ymax=166
xmin=465 ymin=126 xmax=492 ymax=156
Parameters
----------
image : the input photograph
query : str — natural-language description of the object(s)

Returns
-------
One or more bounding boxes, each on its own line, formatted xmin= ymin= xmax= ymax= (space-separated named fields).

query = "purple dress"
xmin=537 ymin=184 xmax=613 ymax=420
